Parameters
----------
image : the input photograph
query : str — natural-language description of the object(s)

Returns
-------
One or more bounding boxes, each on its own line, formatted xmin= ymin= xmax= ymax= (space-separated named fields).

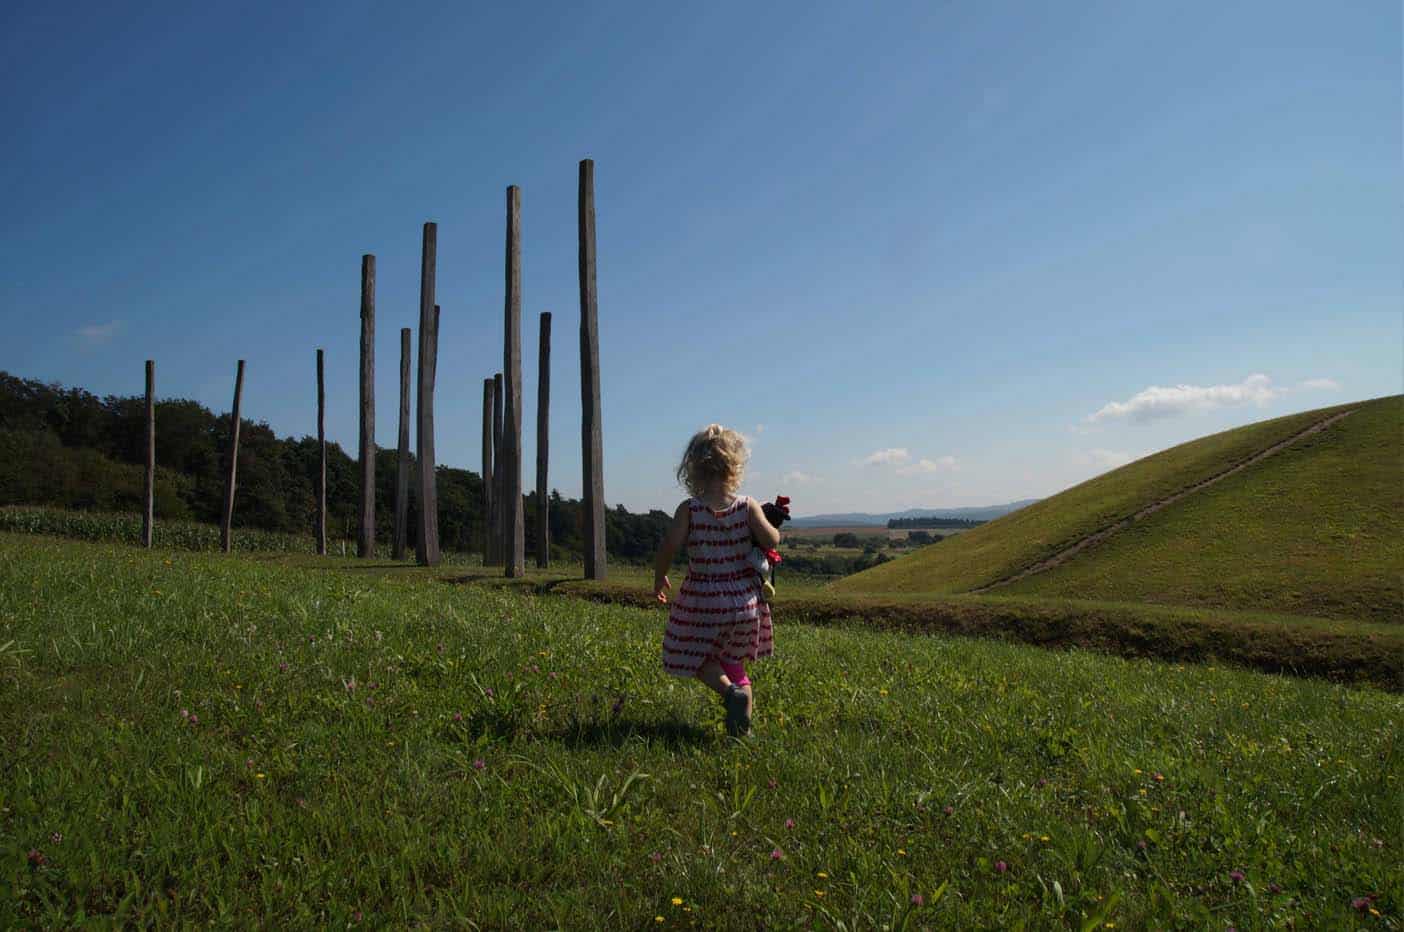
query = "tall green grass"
xmin=1 ymin=535 xmax=1398 ymax=927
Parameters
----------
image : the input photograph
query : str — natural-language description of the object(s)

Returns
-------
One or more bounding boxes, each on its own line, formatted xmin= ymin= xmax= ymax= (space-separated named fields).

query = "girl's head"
xmin=676 ymin=424 xmax=748 ymax=498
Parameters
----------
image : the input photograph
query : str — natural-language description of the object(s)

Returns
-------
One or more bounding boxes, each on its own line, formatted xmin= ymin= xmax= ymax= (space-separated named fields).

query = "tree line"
xmin=0 ymin=371 xmax=672 ymax=561
xmin=886 ymin=516 xmax=984 ymax=529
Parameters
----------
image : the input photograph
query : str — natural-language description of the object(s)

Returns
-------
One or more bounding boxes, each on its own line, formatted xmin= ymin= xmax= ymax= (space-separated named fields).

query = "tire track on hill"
xmin=970 ymin=408 xmax=1357 ymax=594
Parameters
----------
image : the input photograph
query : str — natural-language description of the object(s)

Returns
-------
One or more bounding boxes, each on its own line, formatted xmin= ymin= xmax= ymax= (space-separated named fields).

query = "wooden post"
xmin=578 ymin=159 xmax=606 ymax=579
xmin=535 ymin=312 xmax=551 ymax=567
xmin=142 ymin=360 xmax=155 ymax=548
xmin=316 ymin=349 xmax=327 ymax=556
xmin=481 ymin=377 xmax=494 ymax=563
xmin=415 ymin=223 xmax=441 ymax=565
xmin=358 ymin=255 xmax=376 ymax=557
xmin=394 ymin=328 xmax=411 ymax=561
xmin=503 ymin=185 xmax=525 ymax=577
xmin=491 ymin=372 xmax=504 ymax=565
xmin=220 ymin=360 xmax=245 ymax=554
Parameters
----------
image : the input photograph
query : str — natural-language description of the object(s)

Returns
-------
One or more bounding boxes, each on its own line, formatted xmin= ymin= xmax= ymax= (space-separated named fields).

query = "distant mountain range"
xmin=788 ymin=500 xmax=1041 ymax=528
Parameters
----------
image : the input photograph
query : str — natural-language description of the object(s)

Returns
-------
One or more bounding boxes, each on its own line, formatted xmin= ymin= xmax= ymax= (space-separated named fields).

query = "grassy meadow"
xmin=2 ymin=534 xmax=1400 ymax=928
xmin=833 ymin=399 xmax=1369 ymax=597
xmin=1001 ymin=397 xmax=1403 ymax=623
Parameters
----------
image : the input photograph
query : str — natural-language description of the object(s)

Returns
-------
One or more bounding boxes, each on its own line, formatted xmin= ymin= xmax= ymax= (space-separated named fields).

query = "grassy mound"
xmin=833 ymin=397 xmax=1393 ymax=610
xmin=0 ymin=535 xmax=1398 ymax=927
xmin=1003 ymin=397 xmax=1403 ymax=622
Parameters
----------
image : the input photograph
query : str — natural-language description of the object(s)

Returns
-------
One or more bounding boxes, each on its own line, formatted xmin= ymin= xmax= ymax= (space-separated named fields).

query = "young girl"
xmin=654 ymin=424 xmax=781 ymax=737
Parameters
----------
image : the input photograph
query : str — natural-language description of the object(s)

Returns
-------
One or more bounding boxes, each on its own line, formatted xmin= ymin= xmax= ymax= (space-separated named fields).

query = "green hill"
xmin=833 ymin=396 xmax=1401 ymax=623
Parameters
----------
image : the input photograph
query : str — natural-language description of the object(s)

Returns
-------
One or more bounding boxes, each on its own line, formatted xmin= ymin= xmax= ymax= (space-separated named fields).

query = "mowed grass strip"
xmin=565 ymin=581 xmax=1404 ymax=691
xmin=833 ymin=398 xmax=1370 ymax=596
xmin=1004 ymin=397 xmax=1404 ymax=623
xmin=1 ymin=536 xmax=1400 ymax=928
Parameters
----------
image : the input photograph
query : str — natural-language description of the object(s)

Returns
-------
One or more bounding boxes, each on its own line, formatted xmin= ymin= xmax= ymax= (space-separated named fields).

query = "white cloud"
xmin=1075 ymin=449 xmax=1137 ymax=470
xmin=782 ymin=470 xmax=820 ymax=483
xmin=75 ymin=321 xmax=122 ymax=346
xmin=896 ymin=455 xmax=958 ymax=476
xmin=754 ymin=423 xmax=766 ymax=435
xmin=1298 ymin=378 xmax=1341 ymax=391
xmin=1086 ymin=374 xmax=1285 ymax=423
xmin=862 ymin=447 xmax=910 ymax=466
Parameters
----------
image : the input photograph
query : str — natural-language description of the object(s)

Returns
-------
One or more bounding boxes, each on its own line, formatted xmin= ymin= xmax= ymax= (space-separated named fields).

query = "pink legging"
xmin=719 ymin=658 xmax=750 ymax=687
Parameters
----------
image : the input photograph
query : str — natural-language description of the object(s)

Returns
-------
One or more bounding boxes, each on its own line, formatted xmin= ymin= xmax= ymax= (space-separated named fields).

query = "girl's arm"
xmin=653 ymin=501 xmax=689 ymax=602
xmin=748 ymin=497 xmax=781 ymax=550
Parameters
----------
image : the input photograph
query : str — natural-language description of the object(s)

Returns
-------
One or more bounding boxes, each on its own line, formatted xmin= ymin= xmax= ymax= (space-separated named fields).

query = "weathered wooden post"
xmin=503 ymin=186 xmax=525 ymax=577
xmin=481 ymin=377 xmax=494 ymax=563
xmin=142 ymin=360 xmax=155 ymax=548
xmin=415 ymin=223 xmax=441 ymax=565
xmin=394 ymin=328 xmax=411 ymax=560
xmin=358 ymin=255 xmax=376 ymax=557
xmin=536 ymin=312 xmax=551 ymax=567
xmin=316 ymin=349 xmax=327 ymax=556
xmin=220 ymin=360 xmax=245 ymax=554
xmin=578 ymin=159 xmax=606 ymax=579
xmin=491 ymin=371 xmax=503 ymax=565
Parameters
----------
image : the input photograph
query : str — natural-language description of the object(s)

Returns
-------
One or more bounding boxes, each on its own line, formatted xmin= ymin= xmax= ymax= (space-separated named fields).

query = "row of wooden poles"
xmin=136 ymin=160 xmax=607 ymax=580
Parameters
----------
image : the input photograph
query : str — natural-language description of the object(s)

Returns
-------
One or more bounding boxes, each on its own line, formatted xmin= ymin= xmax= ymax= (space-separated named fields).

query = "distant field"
xmin=782 ymin=525 xmax=970 ymax=541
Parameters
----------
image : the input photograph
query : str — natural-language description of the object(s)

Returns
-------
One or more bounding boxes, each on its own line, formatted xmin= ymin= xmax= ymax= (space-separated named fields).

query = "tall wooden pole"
xmin=504 ymin=185 xmax=525 ymax=577
xmin=578 ymin=159 xmax=606 ymax=579
xmin=415 ymin=223 xmax=441 ymax=565
xmin=316 ymin=349 xmax=327 ymax=556
xmin=394 ymin=328 xmax=411 ymax=561
xmin=358 ymin=255 xmax=376 ymax=557
xmin=481 ymin=377 xmax=494 ymax=563
xmin=220 ymin=360 xmax=245 ymax=554
xmin=490 ymin=372 xmax=504 ymax=565
xmin=536 ymin=312 xmax=551 ymax=568
xmin=142 ymin=360 xmax=155 ymax=548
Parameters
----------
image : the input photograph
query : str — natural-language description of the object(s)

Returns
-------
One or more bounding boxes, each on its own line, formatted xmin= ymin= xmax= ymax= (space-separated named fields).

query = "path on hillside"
xmin=970 ymin=408 xmax=1357 ymax=594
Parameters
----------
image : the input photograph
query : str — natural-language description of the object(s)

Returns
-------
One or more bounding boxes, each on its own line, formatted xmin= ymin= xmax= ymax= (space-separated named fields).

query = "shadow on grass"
xmin=461 ymin=708 xmax=711 ymax=749
xmin=547 ymin=717 xmax=712 ymax=750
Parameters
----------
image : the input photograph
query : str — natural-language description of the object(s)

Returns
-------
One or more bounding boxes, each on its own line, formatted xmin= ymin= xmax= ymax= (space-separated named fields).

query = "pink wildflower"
xmin=1229 ymin=869 xmax=1245 ymax=883
xmin=766 ymin=778 xmax=778 ymax=789
xmin=473 ymin=758 xmax=486 ymax=771
xmin=770 ymin=848 xmax=783 ymax=861
xmin=911 ymin=894 xmax=924 ymax=906
xmin=995 ymin=860 xmax=1008 ymax=874
xmin=943 ymin=805 xmax=954 ymax=816
xmin=188 ymin=713 xmax=199 ymax=725
xmin=485 ymin=688 xmax=494 ymax=698
xmin=452 ymin=712 xmax=463 ymax=722
xmin=649 ymin=851 xmax=662 ymax=864
xmin=785 ymin=818 xmax=795 ymax=830
xmin=27 ymin=849 xmax=45 ymax=866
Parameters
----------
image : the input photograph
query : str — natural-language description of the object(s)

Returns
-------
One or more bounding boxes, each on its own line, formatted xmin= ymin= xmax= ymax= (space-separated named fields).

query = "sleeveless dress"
xmin=661 ymin=495 xmax=774 ymax=677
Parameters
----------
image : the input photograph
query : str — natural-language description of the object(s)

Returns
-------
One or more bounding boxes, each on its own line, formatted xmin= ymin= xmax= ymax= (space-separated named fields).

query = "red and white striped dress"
xmin=662 ymin=496 xmax=774 ymax=677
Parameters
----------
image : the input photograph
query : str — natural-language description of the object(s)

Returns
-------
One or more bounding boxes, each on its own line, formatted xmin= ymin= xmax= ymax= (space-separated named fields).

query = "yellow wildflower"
xmin=671 ymin=898 xmax=682 ymax=907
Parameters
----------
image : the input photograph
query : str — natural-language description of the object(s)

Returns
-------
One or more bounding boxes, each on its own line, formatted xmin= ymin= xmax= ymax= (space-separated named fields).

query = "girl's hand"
xmin=654 ymin=575 xmax=671 ymax=604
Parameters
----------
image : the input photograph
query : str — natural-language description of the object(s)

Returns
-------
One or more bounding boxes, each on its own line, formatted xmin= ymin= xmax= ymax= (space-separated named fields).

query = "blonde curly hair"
xmin=676 ymin=424 xmax=749 ymax=498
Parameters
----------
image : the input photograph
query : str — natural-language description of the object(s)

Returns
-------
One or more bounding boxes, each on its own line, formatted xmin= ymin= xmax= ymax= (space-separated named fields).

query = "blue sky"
xmin=2 ymin=0 xmax=1398 ymax=515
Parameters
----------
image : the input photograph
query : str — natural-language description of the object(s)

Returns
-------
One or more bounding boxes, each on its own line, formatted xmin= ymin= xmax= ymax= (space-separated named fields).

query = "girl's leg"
xmin=718 ymin=659 xmax=754 ymax=731
xmin=696 ymin=657 xmax=733 ymax=697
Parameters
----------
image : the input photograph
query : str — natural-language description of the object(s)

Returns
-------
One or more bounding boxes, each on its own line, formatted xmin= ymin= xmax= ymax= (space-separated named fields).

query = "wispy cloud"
xmin=862 ymin=447 xmax=910 ymax=466
xmin=1075 ymin=448 xmax=1137 ymax=471
xmin=754 ymin=423 xmax=766 ymax=435
xmin=782 ymin=470 xmax=820 ymax=483
xmin=896 ymin=456 xmax=958 ymax=476
xmin=1298 ymin=377 xmax=1341 ymax=391
xmin=75 ymin=320 xmax=122 ymax=346
xmin=1086 ymin=374 xmax=1284 ymax=423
